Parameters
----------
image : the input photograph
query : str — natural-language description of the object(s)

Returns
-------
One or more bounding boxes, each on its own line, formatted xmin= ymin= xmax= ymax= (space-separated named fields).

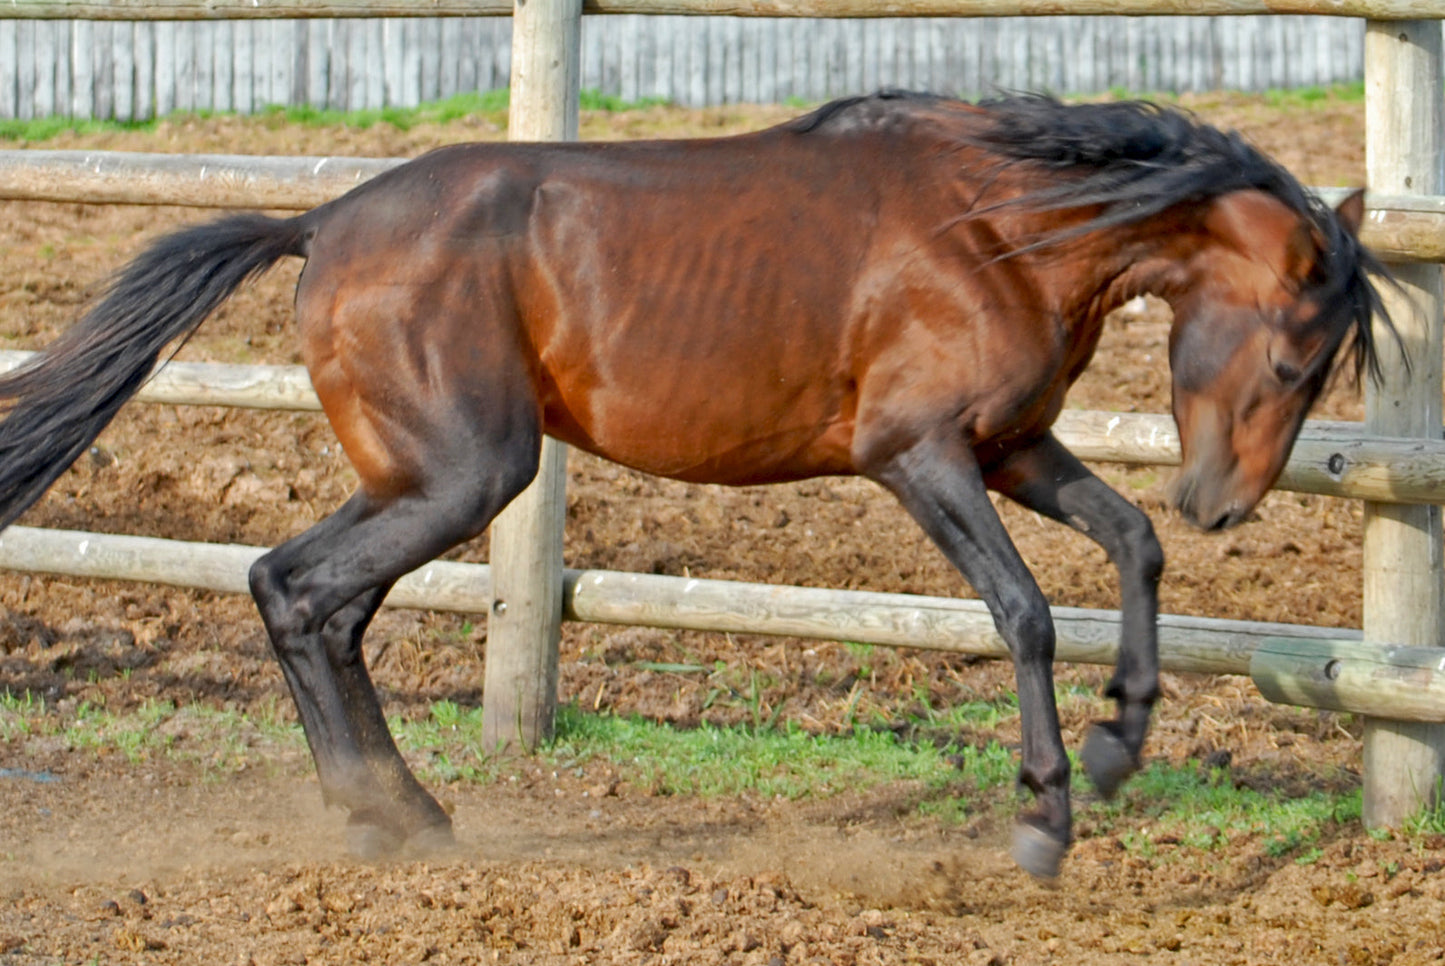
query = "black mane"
xmin=967 ymin=94 xmax=1307 ymax=238
xmin=789 ymin=91 xmax=1394 ymax=384
xmin=964 ymin=93 xmax=1395 ymax=384
xmin=784 ymin=88 xmax=941 ymax=134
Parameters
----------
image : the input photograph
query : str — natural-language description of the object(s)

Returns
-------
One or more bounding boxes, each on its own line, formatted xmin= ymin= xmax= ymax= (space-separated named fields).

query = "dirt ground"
xmin=5 ymin=89 xmax=1445 ymax=965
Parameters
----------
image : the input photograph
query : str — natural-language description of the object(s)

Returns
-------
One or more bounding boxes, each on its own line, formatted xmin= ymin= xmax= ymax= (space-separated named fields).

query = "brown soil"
xmin=5 ymin=90 xmax=1442 ymax=965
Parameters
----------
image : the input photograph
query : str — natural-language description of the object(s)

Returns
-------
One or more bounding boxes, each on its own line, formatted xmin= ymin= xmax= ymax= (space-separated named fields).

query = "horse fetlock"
xmin=1017 ymin=752 xmax=1070 ymax=798
xmin=1081 ymin=721 xmax=1140 ymax=800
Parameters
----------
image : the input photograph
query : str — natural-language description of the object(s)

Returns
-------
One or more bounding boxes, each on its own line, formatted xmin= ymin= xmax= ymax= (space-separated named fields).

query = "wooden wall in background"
xmin=0 ymin=14 xmax=1383 ymax=121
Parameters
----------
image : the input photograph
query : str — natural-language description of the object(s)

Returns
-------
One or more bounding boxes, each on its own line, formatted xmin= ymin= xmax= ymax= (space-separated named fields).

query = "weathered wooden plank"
xmin=438 ymin=16 xmax=460 ymax=99
xmin=641 ymin=15 xmax=662 ymax=101
xmin=0 ymin=525 xmax=492 ymax=613
xmin=566 ymin=569 xmax=1357 ymax=676
xmin=303 ymin=19 xmax=328 ymax=108
xmin=1360 ymin=18 xmax=1445 ymax=829
xmin=481 ymin=0 xmax=580 ymax=753
xmin=418 ymin=16 xmax=441 ymax=102
xmin=456 ymin=16 xmax=478 ymax=96
xmin=151 ymin=21 xmax=174 ymax=115
xmin=1252 ymin=637 xmax=1445 ymax=722
xmin=344 ymin=15 xmax=366 ymax=109
xmin=209 ymin=21 xmax=232 ymax=114
xmin=132 ymin=21 xmax=153 ymax=120
xmin=32 ymin=20 xmax=56 ymax=117
xmin=192 ymin=21 xmax=212 ymax=110
xmin=2 ymin=147 xmax=1432 ymax=257
xmin=0 ymin=21 xmax=17 ymax=120
xmin=620 ymin=14 xmax=640 ymax=101
xmin=174 ymin=19 xmax=195 ymax=112
xmin=0 ymin=348 xmax=1441 ymax=507
xmin=0 ymin=150 xmax=401 ymax=209
xmin=15 ymin=20 xmax=35 ymax=120
xmin=51 ymin=21 xmax=70 ymax=114
xmin=1054 ymin=410 xmax=1445 ymax=507
xmin=399 ymin=18 xmax=421 ymax=107
xmin=88 ymin=21 xmax=109 ymax=120
xmin=271 ymin=19 xmax=295 ymax=106
xmin=0 ymin=523 xmax=1362 ymax=681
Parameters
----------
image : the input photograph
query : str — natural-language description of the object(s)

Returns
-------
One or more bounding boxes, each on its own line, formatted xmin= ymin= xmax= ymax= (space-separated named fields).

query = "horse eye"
xmin=1273 ymin=359 xmax=1303 ymax=385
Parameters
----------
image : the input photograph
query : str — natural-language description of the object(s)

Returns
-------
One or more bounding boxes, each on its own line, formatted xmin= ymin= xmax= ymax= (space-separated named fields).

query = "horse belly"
xmin=541 ymin=347 xmax=857 ymax=486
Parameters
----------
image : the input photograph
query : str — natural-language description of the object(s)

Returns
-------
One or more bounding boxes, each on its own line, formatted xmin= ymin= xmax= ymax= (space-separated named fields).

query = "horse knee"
xmin=998 ymin=598 xmax=1055 ymax=662
xmin=1119 ymin=510 xmax=1164 ymax=586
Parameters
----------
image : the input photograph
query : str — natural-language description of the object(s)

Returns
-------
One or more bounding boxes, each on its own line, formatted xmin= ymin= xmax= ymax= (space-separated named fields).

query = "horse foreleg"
xmin=867 ymin=430 xmax=1071 ymax=878
xmin=985 ymin=433 xmax=1163 ymax=798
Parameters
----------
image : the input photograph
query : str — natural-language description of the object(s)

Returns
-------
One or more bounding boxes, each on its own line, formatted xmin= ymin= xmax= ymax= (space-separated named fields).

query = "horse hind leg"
xmin=249 ymin=438 xmax=540 ymax=858
xmin=320 ymin=582 xmax=451 ymax=858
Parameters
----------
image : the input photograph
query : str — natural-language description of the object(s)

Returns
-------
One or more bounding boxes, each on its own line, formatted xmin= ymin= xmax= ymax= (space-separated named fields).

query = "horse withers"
xmin=0 ymin=92 xmax=1391 ymax=877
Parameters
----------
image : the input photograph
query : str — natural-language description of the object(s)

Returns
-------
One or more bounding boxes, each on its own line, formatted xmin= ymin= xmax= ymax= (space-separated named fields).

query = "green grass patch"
xmin=0 ymin=87 xmax=672 ymax=144
xmin=1262 ymin=80 xmax=1364 ymax=108
xmin=1 ymin=690 xmax=1373 ymax=864
xmin=0 ymin=114 xmax=152 ymax=142
xmin=1082 ymin=759 xmax=1361 ymax=860
xmin=262 ymin=89 xmax=510 ymax=130
xmin=1 ymin=690 xmax=305 ymax=774
xmin=1102 ymin=81 xmax=1366 ymax=110
xmin=390 ymin=699 xmax=998 ymax=799
xmin=546 ymin=703 xmax=994 ymax=800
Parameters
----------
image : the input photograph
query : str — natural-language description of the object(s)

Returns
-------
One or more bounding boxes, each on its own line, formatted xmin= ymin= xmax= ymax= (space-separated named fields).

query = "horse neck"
xmin=1070 ymin=212 xmax=1211 ymax=321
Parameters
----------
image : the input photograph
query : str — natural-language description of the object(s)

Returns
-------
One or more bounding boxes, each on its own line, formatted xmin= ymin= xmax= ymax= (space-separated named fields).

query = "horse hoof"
xmin=345 ymin=820 xmax=404 ymax=861
xmin=1082 ymin=722 xmax=1137 ymax=800
xmin=1012 ymin=821 xmax=1067 ymax=879
xmin=403 ymin=823 xmax=458 ymax=859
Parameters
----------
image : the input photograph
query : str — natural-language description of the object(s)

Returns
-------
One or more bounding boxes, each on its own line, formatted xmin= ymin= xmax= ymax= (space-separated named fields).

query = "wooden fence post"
xmin=480 ymin=0 xmax=580 ymax=753
xmin=1361 ymin=19 xmax=1445 ymax=827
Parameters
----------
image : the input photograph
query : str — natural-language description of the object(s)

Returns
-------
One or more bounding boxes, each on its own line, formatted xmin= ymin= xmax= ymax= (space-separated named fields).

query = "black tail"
xmin=0 ymin=213 xmax=309 ymax=530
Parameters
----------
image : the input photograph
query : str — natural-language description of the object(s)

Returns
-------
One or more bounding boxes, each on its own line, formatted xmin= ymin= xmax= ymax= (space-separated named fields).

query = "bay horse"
xmin=0 ymin=92 xmax=1390 ymax=878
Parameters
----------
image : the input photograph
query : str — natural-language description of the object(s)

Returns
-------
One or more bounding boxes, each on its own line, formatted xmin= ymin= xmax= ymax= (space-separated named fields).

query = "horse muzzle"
xmin=1171 ymin=465 xmax=1254 ymax=532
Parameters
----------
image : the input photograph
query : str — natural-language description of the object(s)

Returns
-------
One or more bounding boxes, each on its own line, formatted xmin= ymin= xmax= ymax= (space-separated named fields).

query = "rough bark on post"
xmin=1360 ymin=19 xmax=1445 ymax=828
xmin=480 ymin=0 xmax=580 ymax=753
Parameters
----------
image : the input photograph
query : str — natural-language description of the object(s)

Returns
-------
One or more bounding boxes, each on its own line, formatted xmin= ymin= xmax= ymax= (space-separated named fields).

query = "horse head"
xmin=1168 ymin=189 xmax=1382 ymax=530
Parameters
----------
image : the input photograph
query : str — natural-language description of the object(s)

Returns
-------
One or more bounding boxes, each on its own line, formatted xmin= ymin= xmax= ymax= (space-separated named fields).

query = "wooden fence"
xmin=0 ymin=0 xmax=1441 ymax=828
xmin=0 ymin=14 xmax=1382 ymax=120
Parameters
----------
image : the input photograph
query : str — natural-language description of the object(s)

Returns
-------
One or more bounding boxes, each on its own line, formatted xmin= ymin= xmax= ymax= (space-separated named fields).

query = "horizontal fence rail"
xmin=20 ymin=523 xmax=1445 ymax=724
xmin=0 ymin=152 xmax=1438 ymax=262
xmin=0 ymin=349 xmax=1440 ymax=506
xmin=0 ymin=151 xmax=400 ymax=209
xmin=0 ymin=524 xmax=1332 ymax=678
xmin=6 ymin=523 xmax=1441 ymax=723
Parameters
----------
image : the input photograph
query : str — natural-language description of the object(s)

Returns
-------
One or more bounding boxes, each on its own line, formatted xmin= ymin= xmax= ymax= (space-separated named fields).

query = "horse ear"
xmin=1284 ymin=219 xmax=1323 ymax=282
xmin=1334 ymin=189 xmax=1366 ymax=236
xmin=1285 ymin=190 xmax=1364 ymax=282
